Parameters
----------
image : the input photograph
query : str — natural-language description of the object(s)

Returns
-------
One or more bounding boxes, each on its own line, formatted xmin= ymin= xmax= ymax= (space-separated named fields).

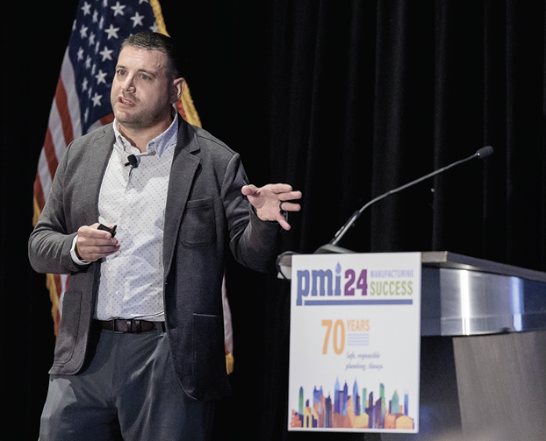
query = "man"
xmin=29 ymin=32 xmax=301 ymax=441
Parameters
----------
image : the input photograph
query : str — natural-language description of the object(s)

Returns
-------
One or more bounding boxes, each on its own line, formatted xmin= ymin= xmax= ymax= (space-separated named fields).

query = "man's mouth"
xmin=118 ymin=96 xmax=135 ymax=106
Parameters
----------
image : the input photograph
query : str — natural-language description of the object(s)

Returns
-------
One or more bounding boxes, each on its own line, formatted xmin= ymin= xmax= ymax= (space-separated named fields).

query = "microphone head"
xmin=476 ymin=146 xmax=494 ymax=159
xmin=125 ymin=154 xmax=139 ymax=168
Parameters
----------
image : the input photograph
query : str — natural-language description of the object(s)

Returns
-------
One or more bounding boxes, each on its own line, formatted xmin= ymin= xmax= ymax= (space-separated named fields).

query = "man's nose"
xmin=121 ymin=76 xmax=135 ymax=93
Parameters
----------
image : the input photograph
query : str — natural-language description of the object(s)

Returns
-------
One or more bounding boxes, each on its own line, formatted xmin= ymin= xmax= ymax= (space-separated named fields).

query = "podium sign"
xmin=288 ymin=253 xmax=421 ymax=433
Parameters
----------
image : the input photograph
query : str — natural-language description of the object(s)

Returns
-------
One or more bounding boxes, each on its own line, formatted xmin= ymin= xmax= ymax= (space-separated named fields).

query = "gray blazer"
xmin=29 ymin=117 xmax=280 ymax=401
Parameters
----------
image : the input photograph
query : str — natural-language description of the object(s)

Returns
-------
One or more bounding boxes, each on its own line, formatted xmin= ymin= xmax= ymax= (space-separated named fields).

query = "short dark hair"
xmin=121 ymin=32 xmax=180 ymax=79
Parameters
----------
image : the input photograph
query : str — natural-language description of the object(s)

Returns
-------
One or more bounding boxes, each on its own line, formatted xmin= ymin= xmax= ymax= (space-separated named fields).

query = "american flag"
xmin=33 ymin=0 xmax=161 ymax=335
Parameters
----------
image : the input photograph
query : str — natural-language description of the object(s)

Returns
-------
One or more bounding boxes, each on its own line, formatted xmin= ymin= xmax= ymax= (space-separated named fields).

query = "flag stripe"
xmin=60 ymin=50 xmax=82 ymax=140
xmin=36 ymin=149 xmax=53 ymax=205
xmin=49 ymin=100 xmax=68 ymax=163
xmin=54 ymin=79 xmax=75 ymax=148
xmin=42 ymin=129 xmax=60 ymax=180
xmin=101 ymin=113 xmax=115 ymax=125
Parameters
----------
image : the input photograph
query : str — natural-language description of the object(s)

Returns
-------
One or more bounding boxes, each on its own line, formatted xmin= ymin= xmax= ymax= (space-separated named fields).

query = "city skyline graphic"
xmin=290 ymin=378 xmax=415 ymax=431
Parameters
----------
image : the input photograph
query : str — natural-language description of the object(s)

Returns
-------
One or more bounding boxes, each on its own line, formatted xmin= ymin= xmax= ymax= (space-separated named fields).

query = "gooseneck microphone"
xmin=316 ymin=146 xmax=494 ymax=253
xmin=125 ymin=154 xmax=139 ymax=168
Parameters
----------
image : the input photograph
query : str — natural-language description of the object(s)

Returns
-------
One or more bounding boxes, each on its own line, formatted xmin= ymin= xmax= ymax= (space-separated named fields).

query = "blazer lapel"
xmin=163 ymin=119 xmax=200 ymax=275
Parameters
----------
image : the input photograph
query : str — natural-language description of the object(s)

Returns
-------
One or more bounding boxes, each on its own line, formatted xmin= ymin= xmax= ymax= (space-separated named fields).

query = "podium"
xmin=279 ymin=251 xmax=546 ymax=440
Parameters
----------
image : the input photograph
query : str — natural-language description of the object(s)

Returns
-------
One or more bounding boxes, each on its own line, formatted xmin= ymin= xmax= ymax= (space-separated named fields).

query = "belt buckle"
xmin=112 ymin=318 xmax=131 ymax=333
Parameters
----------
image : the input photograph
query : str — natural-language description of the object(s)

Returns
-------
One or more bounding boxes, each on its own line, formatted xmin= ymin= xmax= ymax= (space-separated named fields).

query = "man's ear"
xmin=171 ymin=78 xmax=185 ymax=104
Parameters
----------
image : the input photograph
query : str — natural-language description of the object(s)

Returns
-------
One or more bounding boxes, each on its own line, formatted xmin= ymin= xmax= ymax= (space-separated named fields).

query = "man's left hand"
xmin=242 ymin=184 xmax=302 ymax=231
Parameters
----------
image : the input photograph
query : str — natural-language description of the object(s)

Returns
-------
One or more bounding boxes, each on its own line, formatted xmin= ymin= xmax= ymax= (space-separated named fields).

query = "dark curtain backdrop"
xmin=2 ymin=1 xmax=545 ymax=440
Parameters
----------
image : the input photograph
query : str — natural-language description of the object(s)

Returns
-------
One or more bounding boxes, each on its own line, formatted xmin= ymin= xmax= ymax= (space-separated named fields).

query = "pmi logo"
xmin=296 ymin=263 xmax=368 ymax=306
xmin=296 ymin=263 xmax=414 ymax=307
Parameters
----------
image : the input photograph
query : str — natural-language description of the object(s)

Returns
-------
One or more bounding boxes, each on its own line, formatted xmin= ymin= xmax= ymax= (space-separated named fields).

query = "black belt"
xmin=95 ymin=319 xmax=166 ymax=334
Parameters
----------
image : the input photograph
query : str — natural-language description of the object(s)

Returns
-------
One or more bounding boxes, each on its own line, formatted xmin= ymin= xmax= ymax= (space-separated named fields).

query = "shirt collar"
xmin=112 ymin=111 xmax=179 ymax=157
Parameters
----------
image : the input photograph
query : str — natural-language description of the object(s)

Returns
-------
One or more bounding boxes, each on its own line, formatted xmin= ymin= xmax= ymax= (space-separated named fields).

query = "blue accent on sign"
xmin=304 ymin=299 xmax=413 ymax=306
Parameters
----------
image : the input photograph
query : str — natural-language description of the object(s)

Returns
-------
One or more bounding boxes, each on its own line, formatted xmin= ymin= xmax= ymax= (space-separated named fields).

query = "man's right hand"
xmin=75 ymin=223 xmax=120 ymax=262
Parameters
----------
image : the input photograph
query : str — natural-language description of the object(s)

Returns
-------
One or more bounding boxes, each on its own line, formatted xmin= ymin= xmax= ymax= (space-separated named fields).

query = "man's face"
xmin=110 ymin=46 xmax=179 ymax=131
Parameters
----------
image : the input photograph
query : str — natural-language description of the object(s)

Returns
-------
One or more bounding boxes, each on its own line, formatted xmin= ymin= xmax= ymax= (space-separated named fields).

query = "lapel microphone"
xmin=125 ymin=154 xmax=139 ymax=168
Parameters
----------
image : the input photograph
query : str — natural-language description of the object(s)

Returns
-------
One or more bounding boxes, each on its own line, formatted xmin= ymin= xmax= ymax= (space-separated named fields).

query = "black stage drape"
xmin=2 ymin=1 xmax=546 ymax=440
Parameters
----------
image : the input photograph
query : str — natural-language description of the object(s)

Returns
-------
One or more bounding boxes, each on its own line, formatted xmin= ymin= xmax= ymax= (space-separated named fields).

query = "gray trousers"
xmin=39 ymin=323 xmax=215 ymax=441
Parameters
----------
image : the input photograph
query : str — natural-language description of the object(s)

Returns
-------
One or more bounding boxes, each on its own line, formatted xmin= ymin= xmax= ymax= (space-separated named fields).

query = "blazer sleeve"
xmin=28 ymin=143 xmax=86 ymax=275
xmin=221 ymin=153 xmax=281 ymax=273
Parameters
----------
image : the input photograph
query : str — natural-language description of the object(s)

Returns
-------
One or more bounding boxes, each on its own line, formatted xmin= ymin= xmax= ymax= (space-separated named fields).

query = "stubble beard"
xmin=113 ymin=97 xmax=171 ymax=131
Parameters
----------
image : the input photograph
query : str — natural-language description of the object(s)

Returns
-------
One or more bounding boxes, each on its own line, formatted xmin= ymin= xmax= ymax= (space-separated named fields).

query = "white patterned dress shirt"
xmin=91 ymin=115 xmax=179 ymax=321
